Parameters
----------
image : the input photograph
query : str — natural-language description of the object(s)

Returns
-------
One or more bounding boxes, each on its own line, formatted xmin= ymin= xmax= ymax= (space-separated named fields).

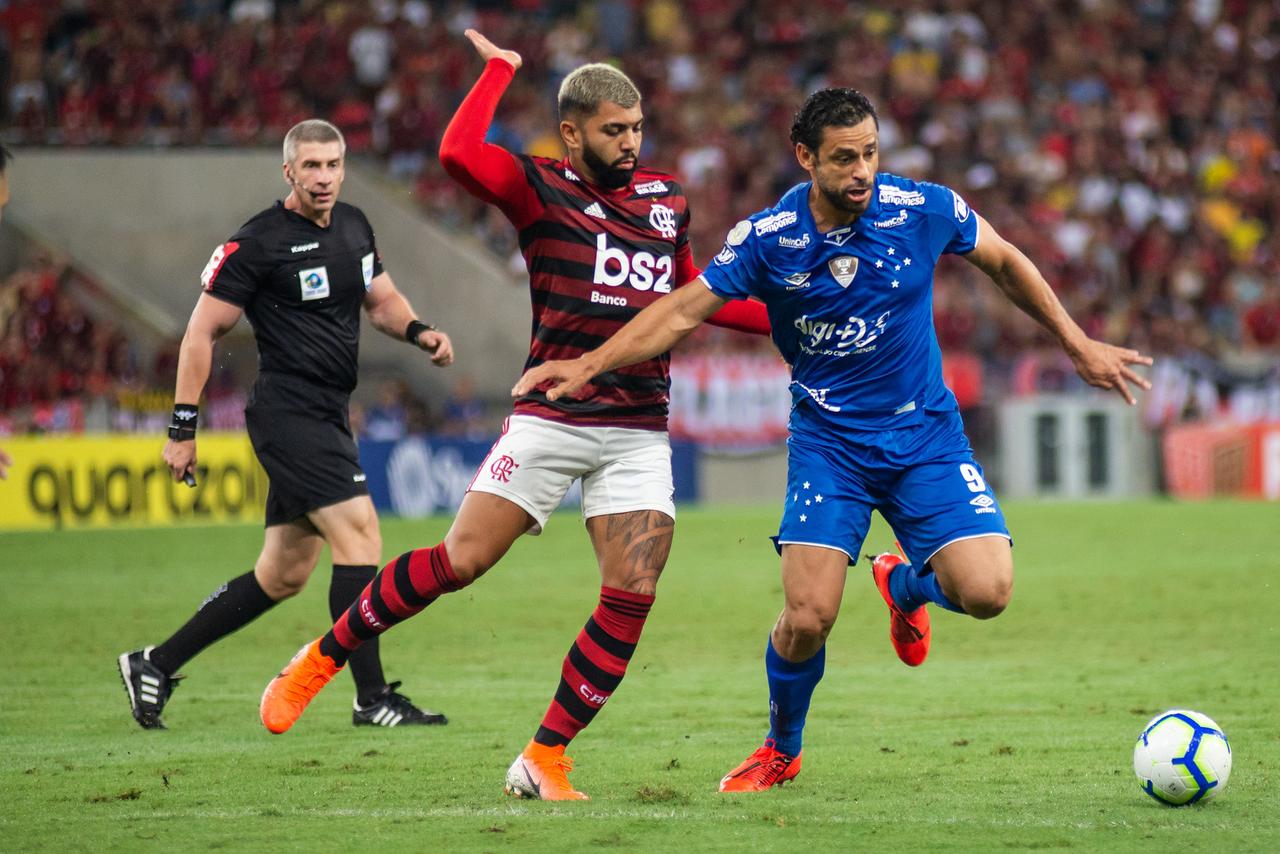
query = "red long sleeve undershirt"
xmin=439 ymin=58 xmax=771 ymax=338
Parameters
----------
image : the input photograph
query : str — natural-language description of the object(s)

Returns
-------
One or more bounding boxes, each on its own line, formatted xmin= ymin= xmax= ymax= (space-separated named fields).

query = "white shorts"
xmin=468 ymin=415 xmax=675 ymax=534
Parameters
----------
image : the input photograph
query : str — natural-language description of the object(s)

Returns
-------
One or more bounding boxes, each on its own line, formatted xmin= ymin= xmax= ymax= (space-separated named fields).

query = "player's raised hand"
xmin=417 ymin=328 xmax=454 ymax=367
xmin=464 ymin=29 xmax=522 ymax=70
xmin=1068 ymin=338 xmax=1153 ymax=406
xmin=512 ymin=358 xmax=595 ymax=401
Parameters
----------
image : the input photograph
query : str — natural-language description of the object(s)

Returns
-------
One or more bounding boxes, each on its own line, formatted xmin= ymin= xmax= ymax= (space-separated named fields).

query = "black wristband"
xmin=405 ymin=319 xmax=436 ymax=344
xmin=169 ymin=404 xmax=198 ymax=440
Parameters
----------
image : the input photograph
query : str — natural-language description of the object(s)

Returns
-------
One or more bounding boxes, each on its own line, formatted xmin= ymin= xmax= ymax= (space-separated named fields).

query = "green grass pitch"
xmin=2 ymin=502 xmax=1278 ymax=852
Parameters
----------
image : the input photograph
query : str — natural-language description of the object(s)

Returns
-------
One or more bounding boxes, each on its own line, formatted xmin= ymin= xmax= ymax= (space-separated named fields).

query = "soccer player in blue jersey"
xmin=513 ymin=88 xmax=1152 ymax=792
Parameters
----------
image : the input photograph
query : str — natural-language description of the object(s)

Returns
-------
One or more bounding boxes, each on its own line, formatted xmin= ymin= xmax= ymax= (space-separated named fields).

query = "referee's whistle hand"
xmin=162 ymin=439 xmax=196 ymax=483
xmin=420 ymin=330 xmax=454 ymax=367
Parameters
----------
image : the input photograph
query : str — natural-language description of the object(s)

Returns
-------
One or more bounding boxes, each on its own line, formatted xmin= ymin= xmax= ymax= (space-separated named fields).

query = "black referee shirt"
xmin=200 ymin=200 xmax=385 ymax=393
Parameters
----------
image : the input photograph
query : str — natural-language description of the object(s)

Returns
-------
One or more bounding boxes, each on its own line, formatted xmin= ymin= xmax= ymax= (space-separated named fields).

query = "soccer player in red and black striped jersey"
xmin=260 ymin=30 xmax=771 ymax=800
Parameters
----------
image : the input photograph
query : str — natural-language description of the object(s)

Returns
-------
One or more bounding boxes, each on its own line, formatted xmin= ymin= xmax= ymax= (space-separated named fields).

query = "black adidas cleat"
xmin=352 ymin=681 xmax=447 ymax=727
xmin=118 ymin=647 xmax=181 ymax=730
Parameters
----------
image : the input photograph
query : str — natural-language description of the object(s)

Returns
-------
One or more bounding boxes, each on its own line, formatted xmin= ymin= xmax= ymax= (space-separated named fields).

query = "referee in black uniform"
xmin=119 ymin=119 xmax=455 ymax=730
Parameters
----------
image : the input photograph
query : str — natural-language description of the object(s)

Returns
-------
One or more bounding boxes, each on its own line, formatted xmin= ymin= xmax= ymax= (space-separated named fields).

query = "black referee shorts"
xmin=245 ymin=372 xmax=369 ymax=527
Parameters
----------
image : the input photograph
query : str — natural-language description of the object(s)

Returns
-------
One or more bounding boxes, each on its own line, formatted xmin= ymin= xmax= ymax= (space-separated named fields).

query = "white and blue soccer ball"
xmin=1133 ymin=709 xmax=1231 ymax=806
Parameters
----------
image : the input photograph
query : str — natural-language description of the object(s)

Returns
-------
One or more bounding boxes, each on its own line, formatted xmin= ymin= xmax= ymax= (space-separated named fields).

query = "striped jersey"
xmin=510 ymin=156 xmax=695 ymax=429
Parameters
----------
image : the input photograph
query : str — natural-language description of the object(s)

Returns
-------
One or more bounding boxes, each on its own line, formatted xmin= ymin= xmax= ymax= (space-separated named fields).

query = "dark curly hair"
xmin=789 ymin=88 xmax=879 ymax=153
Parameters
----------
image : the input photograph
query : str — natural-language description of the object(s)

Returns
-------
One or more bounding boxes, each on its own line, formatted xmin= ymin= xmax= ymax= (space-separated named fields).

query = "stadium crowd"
xmin=0 ymin=252 xmax=226 ymax=434
xmin=2 ymin=0 xmax=1278 ymax=432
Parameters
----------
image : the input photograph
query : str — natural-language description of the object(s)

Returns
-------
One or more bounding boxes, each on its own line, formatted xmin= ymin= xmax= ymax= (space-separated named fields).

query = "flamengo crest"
xmin=649 ymin=204 xmax=677 ymax=238
xmin=828 ymin=256 xmax=858 ymax=288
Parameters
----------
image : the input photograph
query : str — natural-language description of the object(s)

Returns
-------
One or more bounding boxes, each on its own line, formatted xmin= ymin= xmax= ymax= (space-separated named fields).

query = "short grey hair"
xmin=283 ymin=119 xmax=346 ymax=164
xmin=557 ymin=63 xmax=640 ymax=120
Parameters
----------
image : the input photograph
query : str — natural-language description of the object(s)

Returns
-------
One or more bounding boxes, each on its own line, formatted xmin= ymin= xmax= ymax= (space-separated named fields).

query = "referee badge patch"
xmin=298 ymin=266 xmax=330 ymax=301
xmin=361 ymin=253 xmax=375 ymax=291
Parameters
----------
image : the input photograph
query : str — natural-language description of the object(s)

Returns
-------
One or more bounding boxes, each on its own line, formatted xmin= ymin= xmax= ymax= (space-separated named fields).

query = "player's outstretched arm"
xmin=965 ymin=215 xmax=1153 ymax=405
xmin=163 ymin=293 xmax=243 ymax=483
xmin=363 ymin=272 xmax=454 ymax=367
xmin=438 ymin=31 xmax=536 ymax=224
xmin=513 ymin=280 xmax=725 ymax=401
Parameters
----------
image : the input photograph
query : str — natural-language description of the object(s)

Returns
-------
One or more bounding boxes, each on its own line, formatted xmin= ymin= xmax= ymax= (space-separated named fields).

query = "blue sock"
xmin=888 ymin=562 xmax=965 ymax=614
xmin=765 ymin=637 xmax=825 ymax=757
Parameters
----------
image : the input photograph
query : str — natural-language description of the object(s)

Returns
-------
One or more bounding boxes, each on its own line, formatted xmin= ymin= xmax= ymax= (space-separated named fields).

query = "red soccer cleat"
xmin=718 ymin=742 xmax=802 ymax=792
xmin=871 ymin=552 xmax=931 ymax=667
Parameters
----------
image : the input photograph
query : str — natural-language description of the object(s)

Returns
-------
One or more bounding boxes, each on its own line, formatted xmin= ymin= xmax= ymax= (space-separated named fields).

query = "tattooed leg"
xmin=587 ymin=510 xmax=675 ymax=594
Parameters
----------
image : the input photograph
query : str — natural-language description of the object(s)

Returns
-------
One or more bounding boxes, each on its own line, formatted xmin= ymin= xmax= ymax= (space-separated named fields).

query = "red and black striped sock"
xmin=534 ymin=586 xmax=655 ymax=748
xmin=318 ymin=543 xmax=462 ymax=665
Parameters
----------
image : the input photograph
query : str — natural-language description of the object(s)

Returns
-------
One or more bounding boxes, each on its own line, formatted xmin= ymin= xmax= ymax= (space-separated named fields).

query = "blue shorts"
xmin=773 ymin=409 xmax=1010 ymax=568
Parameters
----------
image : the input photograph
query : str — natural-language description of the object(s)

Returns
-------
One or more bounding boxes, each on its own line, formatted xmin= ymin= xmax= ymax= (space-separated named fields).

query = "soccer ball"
xmin=1133 ymin=709 xmax=1231 ymax=806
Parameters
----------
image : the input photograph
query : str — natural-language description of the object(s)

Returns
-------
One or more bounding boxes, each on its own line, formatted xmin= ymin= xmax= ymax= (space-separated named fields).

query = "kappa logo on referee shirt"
xmin=298 ymin=266 xmax=330 ymax=300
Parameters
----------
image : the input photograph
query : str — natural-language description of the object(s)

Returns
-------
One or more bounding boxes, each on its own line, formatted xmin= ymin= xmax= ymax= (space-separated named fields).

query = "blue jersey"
xmin=700 ymin=173 xmax=978 ymax=430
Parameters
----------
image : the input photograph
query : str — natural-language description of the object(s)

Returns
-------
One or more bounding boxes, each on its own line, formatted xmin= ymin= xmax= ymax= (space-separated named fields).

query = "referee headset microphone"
xmin=287 ymin=169 xmax=315 ymax=200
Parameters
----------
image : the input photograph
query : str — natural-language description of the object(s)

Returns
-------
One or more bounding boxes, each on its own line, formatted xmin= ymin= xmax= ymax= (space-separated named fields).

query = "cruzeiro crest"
xmin=649 ymin=203 xmax=677 ymax=239
xmin=828 ymin=255 xmax=858 ymax=288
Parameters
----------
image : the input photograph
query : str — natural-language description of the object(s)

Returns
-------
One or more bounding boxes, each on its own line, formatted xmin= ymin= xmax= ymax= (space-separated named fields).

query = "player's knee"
xmin=256 ymin=565 xmax=309 ymax=600
xmin=961 ymin=574 xmax=1012 ymax=619
xmin=439 ymin=534 xmax=499 ymax=585
xmin=783 ymin=603 xmax=838 ymax=644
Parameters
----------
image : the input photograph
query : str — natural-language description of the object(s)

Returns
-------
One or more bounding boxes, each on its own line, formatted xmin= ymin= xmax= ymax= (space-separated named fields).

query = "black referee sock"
xmin=149 ymin=571 xmax=278 ymax=675
xmin=329 ymin=564 xmax=388 ymax=706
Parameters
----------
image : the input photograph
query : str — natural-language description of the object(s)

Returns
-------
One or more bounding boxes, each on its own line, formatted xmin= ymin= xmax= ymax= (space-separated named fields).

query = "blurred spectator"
xmin=363 ymin=378 xmax=411 ymax=441
xmin=437 ymin=374 xmax=490 ymax=439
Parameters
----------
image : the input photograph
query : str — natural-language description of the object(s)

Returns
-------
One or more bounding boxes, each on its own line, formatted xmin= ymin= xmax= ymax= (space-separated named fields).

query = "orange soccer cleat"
xmin=871 ymin=552 xmax=931 ymax=667
xmin=260 ymin=639 xmax=343 ymax=734
xmin=718 ymin=742 xmax=802 ymax=792
xmin=504 ymin=740 xmax=590 ymax=801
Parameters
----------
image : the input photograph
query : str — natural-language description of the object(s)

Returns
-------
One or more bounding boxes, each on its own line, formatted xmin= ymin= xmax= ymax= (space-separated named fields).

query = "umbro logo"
xmin=970 ymin=494 xmax=997 ymax=514
xmin=783 ymin=272 xmax=811 ymax=290
xmin=584 ymin=202 xmax=606 ymax=219
xmin=290 ymin=242 xmax=320 ymax=253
